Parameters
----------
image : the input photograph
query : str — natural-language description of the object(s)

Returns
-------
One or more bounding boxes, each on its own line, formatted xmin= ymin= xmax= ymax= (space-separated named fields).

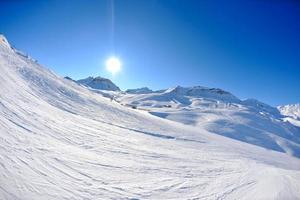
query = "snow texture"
xmin=126 ymin=87 xmax=153 ymax=94
xmin=1 ymin=35 xmax=300 ymax=200
xmin=116 ymin=87 xmax=300 ymax=158
xmin=278 ymin=104 xmax=300 ymax=119
xmin=76 ymin=76 xmax=120 ymax=91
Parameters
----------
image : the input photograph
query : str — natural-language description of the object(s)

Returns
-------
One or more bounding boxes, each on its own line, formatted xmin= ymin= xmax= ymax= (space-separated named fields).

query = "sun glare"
xmin=106 ymin=56 xmax=122 ymax=75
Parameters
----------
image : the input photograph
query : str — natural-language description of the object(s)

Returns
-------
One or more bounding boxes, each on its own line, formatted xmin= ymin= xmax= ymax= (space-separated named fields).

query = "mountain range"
xmin=68 ymin=71 xmax=300 ymax=158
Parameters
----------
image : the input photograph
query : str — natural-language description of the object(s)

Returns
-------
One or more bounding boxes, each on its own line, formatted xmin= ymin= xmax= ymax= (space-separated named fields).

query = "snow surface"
xmin=278 ymin=104 xmax=300 ymax=120
xmin=278 ymin=104 xmax=300 ymax=128
xmin=76 ymin=76 xmax=120 ymax=91
xmin=1 ymin=35 xmax=300 ymax=199
xmin=115 ymin=87 xmax=300 ymax=158
xmin=126 ymin=87 xmax=153 ymax=94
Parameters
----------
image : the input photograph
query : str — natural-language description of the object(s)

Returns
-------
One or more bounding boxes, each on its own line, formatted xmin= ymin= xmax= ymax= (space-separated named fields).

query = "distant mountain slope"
xmin=1 ymin=34 xmax=300 ymax=199
xmin=278 ymin=104 xmax=300 ymax=128
xmin=126 ymin=87 xmax=153 ymax=94
xmin=76 ymin=76 xmax=120 ymax=91
xmin=278 ymin=104 xmax=300 ymax=119
xmin=116 ymin=86 xmax=300 ymax=158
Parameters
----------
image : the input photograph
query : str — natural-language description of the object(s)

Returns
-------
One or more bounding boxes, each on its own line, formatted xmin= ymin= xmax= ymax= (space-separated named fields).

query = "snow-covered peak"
xmin=242 ymin=98 xmax=280 ymax=115
xmin=164 ymin=85 xmax=240 ymax=102
xmin=0 ymin=34 xmax=11 ymax=49
xmin=278 ymin=104 xmax=300 ymax=119
xmin=76 ymin=76 xmax=120 ymax=91
xmin=126 ymin=87 xmax=153 ymax=94
xmin=164 ymin=85 xmax=190 ymax=95
xmin=77 ymin=76 xmax=94 ymax=84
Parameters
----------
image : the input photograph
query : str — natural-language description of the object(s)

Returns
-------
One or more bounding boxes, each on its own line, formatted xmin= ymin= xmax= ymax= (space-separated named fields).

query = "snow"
xmin=76 ymin=76 xmax=120 ymax=91
xmin=0 ymin=34 xmax=11 ymax=49
xmin=1 ymin=35 xmax=300 ymax=199
xmin=278 ymin=104 xmax=300 ymax=119
xmin=116 ymin=85 xmax=300 ymax=158
xmin=278 ymin=104 xmax=300 ymax=128
xmin=126 ymin=87 xmax=153 ymax=94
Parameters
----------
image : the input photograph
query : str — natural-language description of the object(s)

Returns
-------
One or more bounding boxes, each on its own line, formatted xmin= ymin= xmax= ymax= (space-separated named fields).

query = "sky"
xmin=0 ymin=0 xmax=299 ymax=106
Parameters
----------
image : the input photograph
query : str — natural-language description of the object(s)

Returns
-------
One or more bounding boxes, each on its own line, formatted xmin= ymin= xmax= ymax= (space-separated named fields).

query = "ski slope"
xmin=1 ymin=35 xmax=300 ymax=200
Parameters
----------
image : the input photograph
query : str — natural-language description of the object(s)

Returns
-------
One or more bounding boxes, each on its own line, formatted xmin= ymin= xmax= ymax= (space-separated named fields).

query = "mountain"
xmin=116 ymin=86 xmax=300 ymax=158
xmin=278 ymin=104 xmax=300 ymax=128
xmin=76 ymin=76 xmax=120 ymax=91
xmin=126 ymin=87 xmax=153 ymax=94
xmin=278 ymin=104 xmax=300 ymax=119
xmin=64 ymin=76 xmax=75 ymax=81
xmin=163 ymin=85 xmax=240 ymax=102
xmin=1 ymin=35 xmax=300 ymax=199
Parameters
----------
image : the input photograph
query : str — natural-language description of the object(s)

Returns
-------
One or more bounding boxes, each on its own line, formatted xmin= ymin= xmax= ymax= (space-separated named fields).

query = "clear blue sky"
xmin=1 ymin=0 xmax=299 ymax=106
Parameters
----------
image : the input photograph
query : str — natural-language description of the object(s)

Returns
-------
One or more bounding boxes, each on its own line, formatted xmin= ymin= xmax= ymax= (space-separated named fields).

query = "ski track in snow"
xmin=1 ymin=35 xmax=300 ymax=199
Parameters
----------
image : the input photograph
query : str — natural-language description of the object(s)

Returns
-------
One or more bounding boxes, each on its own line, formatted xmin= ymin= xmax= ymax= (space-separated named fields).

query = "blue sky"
xmin=0 ymin=0 xmax=299 ymax=106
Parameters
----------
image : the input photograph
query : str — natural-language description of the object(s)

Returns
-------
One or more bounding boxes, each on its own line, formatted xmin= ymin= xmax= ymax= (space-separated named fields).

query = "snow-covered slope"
xmin=278 ymin=104 xmax=300 ymax=128
xmin=1 ymin=35 xmax=300 ymax=199
xmin=76 ymin=76 xmax=120 ymax=91
xmin=0 ymin=34 xmax=11 ymax=49
xmin=126 ymin=87 xmax=153 ymax=94
xmin=278 ymin=104 xmax=300 ymax=119
xmin=116 ymin=86 xmax=300 ymax=158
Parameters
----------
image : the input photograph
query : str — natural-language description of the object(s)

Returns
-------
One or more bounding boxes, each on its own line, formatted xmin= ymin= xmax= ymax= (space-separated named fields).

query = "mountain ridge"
xmin=278 ymin=104 xmax=300 ymax=119
xmin=76 ymin=76 xmax=121 ymax=91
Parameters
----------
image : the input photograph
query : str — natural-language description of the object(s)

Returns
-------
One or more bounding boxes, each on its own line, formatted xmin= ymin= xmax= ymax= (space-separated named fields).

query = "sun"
xmin=106 ymin=56 xmax=122 ymax=75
